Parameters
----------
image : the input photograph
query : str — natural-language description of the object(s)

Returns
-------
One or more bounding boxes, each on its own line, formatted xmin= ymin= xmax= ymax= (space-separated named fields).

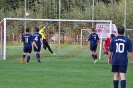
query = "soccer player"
xmin=103 ymin=34 xmax=115 ymax=55
xmin=39 ymin=26 xmax=56 ymax=56
xmin=88 ymin=28 xmax=99 ymax=63
xmin=20 ymin=28 xmax=32 ymax=64
xmin=108 ymin=26 xmax=133 ymax=88
xmin=32 ymin=27 xmax=43 ymax=62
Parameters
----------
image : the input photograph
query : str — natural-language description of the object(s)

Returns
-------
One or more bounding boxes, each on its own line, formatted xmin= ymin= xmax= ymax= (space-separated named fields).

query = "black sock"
xmin=94 ymin=55 xmax=97 ymax=60
xmin=27 ymin=56 xmax=30 ymax=63
xmin=113 ymin=80 xmax=119 ymax=88
xmin=36 ymin=54 xmax=39 ymax=60
xmin=22 ymin=54 xmax=26 ymax=59
xmin=91 ymin=54 xmax=95 ymax=60
xmin=121 ymin=80 xmax=126 ymax=88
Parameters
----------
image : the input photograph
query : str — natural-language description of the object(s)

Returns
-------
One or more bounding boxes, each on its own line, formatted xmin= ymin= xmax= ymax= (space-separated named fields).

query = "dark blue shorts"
xmin=90 ymin=44 xmax=97 ymax=51
xmin=112 ymin=65 xmax=127 ymax=73
xmin=23 ymin=46 xmax=32 ymax=53
xmin=34 ymin=45 xmax=41 ymax=52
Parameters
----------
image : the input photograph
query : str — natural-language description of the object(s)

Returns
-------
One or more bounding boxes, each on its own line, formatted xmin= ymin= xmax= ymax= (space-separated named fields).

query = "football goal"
xmin=1 ymin=18 xmax=112 ymax=60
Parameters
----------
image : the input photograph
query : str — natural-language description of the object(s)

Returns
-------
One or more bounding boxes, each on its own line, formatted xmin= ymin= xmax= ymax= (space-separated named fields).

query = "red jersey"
xmin=104 ymin=38 xmax=111 ymax=48
xmin=104 ymin=38 xmax=111 ymax=54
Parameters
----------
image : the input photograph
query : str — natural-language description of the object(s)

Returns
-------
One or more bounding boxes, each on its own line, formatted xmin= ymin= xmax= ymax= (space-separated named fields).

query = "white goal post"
xmin=2 ymin=18 xmax=112 ymax=60
xmin=80 ymin=29 xmax=91 ymax=48
xmin=0 ymin=19 xmax=3 ymax=56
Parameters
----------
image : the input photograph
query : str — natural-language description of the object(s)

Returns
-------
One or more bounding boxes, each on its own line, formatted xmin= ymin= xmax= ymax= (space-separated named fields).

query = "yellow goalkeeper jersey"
xmin=39 ymin=26 xmax=46 ymax=39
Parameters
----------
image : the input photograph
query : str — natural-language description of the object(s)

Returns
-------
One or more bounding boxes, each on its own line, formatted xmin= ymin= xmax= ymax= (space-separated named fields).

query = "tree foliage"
xmin=0 ymin=0 xmax=133 ymax=28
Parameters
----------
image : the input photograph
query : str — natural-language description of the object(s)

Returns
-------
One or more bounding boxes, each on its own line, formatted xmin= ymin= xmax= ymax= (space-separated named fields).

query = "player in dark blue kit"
xmin=108 ymin=26 xmax=133 ymax=88
xmin=21 ymin=28 xmax=32 ymax=64
xmin=32 ymin=27 xmax=43 ymax=62
xmin=88 ymin=28 xmax=99 ymax=63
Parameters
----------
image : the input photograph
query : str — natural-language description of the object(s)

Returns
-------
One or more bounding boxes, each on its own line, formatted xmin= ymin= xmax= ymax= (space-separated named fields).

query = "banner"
xmin=96 ymin=24 xmax=117 ymax=38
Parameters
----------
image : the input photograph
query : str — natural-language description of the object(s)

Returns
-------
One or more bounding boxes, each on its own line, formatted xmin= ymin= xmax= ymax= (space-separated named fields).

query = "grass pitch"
xmin=0 ymin=44 xmax=133 ymax=88
xmin=0 ymin=58 xmax=133 ymax=88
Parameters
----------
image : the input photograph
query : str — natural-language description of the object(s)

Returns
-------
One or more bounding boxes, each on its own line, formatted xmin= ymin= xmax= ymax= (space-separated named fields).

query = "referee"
xmin=39 ymin=26 xmax=56 ymax=56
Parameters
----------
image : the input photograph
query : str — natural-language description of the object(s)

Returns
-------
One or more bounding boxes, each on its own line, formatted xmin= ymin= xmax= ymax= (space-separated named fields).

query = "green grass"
xmin=0 ymin=44 xmax=133 ymax=88
xmin=0 ymin=58 xmax=133 ymax=88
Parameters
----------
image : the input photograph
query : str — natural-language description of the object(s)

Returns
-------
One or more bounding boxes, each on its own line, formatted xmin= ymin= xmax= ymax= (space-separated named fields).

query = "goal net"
xmin=1 ymin=18 xmax=112 ymax=60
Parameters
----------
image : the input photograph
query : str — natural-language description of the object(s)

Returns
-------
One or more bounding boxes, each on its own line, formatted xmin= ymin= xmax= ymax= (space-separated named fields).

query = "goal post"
xmin=80 ymin=29 xmax=91 ymax=48
xmin=0 ymin=20 xmax=3 ymax=57
xmin=2 ymin=18 xmax=112 ymax=60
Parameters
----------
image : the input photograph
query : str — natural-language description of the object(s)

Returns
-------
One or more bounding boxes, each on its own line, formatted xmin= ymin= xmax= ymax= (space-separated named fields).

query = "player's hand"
xmin=43 ymin=26 xmax=46 ymax=29
xmin=36 ymin=46 xmax=38 ymax=49
xmin=42 ymin=44 xmax=44 ymax=48
xmin=132 ymin=61 xmax=133 ymax=67
xmin=108 ymin=58 xmax=112 ymax=64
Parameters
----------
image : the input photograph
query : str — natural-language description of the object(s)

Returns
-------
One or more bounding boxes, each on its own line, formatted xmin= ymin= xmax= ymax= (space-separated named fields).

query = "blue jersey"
xmin=32 ymin=33 xmax=42 ymax=46
xmin=22 ymin=34 xmax=32 ymax=47
xmin=88 ymin=33 xmax=99 ymax=45
xmin=109 ymin=36 xmax=132 ymax=66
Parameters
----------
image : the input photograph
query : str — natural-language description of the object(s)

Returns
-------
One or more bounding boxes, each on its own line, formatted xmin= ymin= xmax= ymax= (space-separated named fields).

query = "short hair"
xmin=26 ymin=28 xmax=30 ymax=32
xmin=117 ymin=26 xmax=125 ymax=35
xmin=110 ymin=34 xmax=115 ymax=38
xmin=35 ymin=27 xmax=39 ymax=32
xmin=91 ymin=28 xmax=95 ymax=32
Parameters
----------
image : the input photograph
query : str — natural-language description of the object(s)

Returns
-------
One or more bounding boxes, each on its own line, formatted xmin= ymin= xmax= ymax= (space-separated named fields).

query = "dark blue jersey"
xmin=109 ymin=36 xmax=132 ymax=66
xmin=32 ymin=33 xmax=42 ymax=46
xmin=88 ymin=33 xmax=99 ymax=45
xmin=22 ymin=33 xmax=32 ymax=47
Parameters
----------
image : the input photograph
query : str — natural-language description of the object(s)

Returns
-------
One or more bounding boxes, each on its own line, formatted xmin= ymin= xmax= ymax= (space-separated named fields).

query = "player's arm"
xmin=96 ymin=34 xmax=100 ymax=44
xmin=108 ymin=51 xmax=112 ymax=64
xmin=40 ymin=38 xmax=43 ymax=48
xmin=103 ymin=40 xmax=106 ymax=51
xmin=39 ymin=34 xmax=43 ymax=48
xmin=107 ymin=38 xmax=114 ymax=64
xmin=129 ymin=52 xmax=133 ymax=66
xmin=102 ymin=40 xmax=105 ymax=49
xmin=32 ymin=41 xmax=38 ymax=49
xmin=39 ymin=27 xmax=46 ymax=32
xmin=127 ymin=39 xmax=133 ymax=67
xmin=32 ymin=36 xmax=38 ymax=49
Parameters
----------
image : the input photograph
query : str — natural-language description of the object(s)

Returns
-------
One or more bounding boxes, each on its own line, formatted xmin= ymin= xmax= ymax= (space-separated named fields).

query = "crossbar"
xmin=5 ymin=18 xmax=112 ymax=23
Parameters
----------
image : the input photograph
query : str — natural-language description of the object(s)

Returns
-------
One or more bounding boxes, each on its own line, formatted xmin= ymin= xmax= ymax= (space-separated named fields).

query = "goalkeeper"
xmin=39 ymin=26 xmax=56 ymax=56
